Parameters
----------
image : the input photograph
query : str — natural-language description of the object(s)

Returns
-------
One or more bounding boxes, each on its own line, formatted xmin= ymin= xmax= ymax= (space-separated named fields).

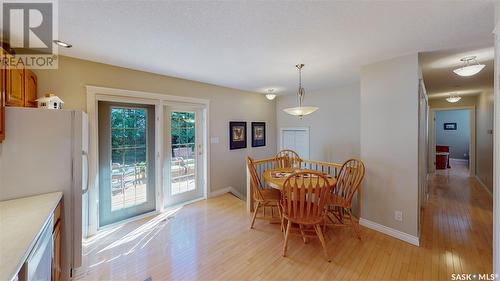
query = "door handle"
xmin=82 ymin=151 xmax=90 ymax=194
xmin=198 ymin=144 xmax=203 ymax=155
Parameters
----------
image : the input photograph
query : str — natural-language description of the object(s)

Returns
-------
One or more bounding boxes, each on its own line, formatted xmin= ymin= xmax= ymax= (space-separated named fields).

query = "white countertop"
xmin=0 ymin=192 xmax=62 ymax=281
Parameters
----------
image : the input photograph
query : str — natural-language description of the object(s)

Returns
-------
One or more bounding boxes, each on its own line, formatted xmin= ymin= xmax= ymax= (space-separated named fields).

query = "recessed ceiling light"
xmin=53 ymin=40 xmax=72 ymax=48
xmin=453 ymin=56 xmax=485 ymax=77
xmin=265 ymin=89 xmax=276 ymax=100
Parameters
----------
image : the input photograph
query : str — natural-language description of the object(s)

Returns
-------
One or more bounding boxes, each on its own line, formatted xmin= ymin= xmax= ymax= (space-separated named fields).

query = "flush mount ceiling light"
xmin=453 ymin=56 xmax=485 ymax=77
xmin=283 ymin=64 xmax=318 ymax=119
xmin=265 ymin=89 xmax=276 ymax=100
xmin=446 ymin=94 xmax=462 ymax=103
xmin=53 ymin=40 xmax=72 ymax=48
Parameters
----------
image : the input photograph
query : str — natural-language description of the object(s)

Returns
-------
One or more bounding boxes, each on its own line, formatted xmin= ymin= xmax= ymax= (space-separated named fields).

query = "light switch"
xmin=210 ymin=137 xmax=220 ymax=144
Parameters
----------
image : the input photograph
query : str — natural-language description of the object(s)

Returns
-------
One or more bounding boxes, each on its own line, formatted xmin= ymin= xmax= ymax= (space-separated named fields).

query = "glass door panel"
xmin=98 ymin=102 xmax=156 ymax=227
xmin=165 ymin=109 xmax=204 ymax=206
xmin=110 ymin=107 xmax=148 ymax=210
xmin=171 ymin=112 xmax=196 ymax=195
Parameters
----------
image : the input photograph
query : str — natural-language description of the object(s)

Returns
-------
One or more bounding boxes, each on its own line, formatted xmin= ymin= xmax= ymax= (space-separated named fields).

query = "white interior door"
xmin=280 ymin=128 xmax=310 ymax=159
xmin=164 ymin=106 xmax=205 ymax=207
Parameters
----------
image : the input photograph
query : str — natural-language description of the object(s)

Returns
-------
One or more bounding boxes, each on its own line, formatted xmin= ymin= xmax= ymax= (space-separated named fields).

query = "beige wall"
xmin=360 ymin=54 xmax=420 ymax=238
xmin=33 ymin=56 xmax=277 ymax=196
xmin=476 ymin=90 xmax=494 ymax=193
xmin=496 ymin=1 xmax=500 ymax=26
xmin=275 ymin=83 xmax=360 ymax=163
xmin=493 ymin=3 xmax=500 ymax=274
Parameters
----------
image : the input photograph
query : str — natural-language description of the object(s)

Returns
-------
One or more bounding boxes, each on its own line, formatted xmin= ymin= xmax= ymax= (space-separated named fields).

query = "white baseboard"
xmin=209 ymin=186 xmax=246 ymax=200
xmin=359 ymin=218 xmax=420 ymax=246
xmin=209 ymin=187 xmax=231 ymax=198
xmin=475 ymin=175 xmax=493 ymax=197
xmin=450 ymin=158 xmax=468 ymax=163
xmin=227 ymin=186 xmax=246 ymax=200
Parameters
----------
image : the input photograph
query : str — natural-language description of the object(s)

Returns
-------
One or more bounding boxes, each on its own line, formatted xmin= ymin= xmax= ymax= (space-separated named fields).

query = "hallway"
xmin=421 ymin=160 xmax=492 ymax=277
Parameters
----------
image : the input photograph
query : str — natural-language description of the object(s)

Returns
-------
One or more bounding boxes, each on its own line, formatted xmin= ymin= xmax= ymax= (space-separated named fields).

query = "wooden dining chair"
xmin=275 ymin=149 xmax=302 ymax=168
xmin=247 ymin=157 xmax=283 ymax=229
xmin=281 ymin=171 xmax=332 ymax=262
xmin=325 ymin=159 xmax=365 ymax=239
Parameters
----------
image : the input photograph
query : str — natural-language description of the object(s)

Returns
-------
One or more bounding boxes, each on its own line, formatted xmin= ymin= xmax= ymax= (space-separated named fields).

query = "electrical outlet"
xmin=395 ymin=211 xmax=403 ymax=222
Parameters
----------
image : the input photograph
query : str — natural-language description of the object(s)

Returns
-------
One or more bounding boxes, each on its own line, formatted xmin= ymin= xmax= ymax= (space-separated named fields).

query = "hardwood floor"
xmin=75 ymin=161 xmax=492 ymax=280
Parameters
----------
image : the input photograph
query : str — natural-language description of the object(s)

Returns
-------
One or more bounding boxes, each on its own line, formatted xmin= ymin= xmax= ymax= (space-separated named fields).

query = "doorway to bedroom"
xmin=430 ymin=108 xmax=473 ymax=175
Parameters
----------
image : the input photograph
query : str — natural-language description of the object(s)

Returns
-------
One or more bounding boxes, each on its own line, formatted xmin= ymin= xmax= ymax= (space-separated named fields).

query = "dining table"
xmin=263 ymin=167 xmax=337 ymax=190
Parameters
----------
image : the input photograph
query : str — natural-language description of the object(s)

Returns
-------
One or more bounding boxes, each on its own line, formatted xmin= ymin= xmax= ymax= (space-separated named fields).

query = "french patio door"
xmin=98 ymin=102 xmax=156 ymax=227
xmin=164 ymin=106 xmax=205 ymax=207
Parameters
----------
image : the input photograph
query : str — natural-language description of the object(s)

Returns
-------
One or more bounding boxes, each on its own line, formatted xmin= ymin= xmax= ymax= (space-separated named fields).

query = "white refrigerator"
xmin=0 ymin=107 xmax=88 ymax=280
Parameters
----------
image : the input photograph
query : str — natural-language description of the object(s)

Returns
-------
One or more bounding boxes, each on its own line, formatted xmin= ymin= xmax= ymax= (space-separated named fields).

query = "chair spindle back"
xmin=281 ymin=171 xmax=331 ymax=221
xmin=275 ymin=149 xmax=302 ymax=168
xmin=247 ymin=157 xmax=265 ymax=201
xmin=334 ymin=159 xmax=365 ymax=204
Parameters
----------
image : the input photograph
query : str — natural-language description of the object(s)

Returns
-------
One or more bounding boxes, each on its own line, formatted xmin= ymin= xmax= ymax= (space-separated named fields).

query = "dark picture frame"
xmin=443 ymin=123 xmax=457 ymax=130
xmin=229 ymin=121 xmax=247 ymax=150
xmin=251 ymin=122 xmax=266 ymax=147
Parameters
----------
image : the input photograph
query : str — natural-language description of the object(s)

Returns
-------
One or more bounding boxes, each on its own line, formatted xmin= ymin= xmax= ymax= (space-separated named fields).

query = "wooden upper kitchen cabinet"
xmin=24 ymin=69 xmax=37 ymax=107
xmin=0 ymin=46 xmax=39 ymax=142
xmin=6 ymin=59 xmax=25 ymax=107
xmin=3 ymin=47 xmax=38 ymax=108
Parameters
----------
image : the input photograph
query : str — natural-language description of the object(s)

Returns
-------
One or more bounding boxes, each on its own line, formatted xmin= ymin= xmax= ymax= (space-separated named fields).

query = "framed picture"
xmin=251 ymin=122 xmax=266 ymax=147
xmin=229 ymin=121 xmax=247 ymax=150
xmin=444 ymin=123 xmax=457 ymax=130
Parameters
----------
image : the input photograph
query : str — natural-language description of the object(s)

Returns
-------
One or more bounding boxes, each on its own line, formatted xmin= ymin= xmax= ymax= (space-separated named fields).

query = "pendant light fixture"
xmin=283 ymin=64 xmax=318 ymax=118
xmin=453 ymin=56 xmax=485 ymax=77
xmin=446 ymin=93 xmax=462 ymax=103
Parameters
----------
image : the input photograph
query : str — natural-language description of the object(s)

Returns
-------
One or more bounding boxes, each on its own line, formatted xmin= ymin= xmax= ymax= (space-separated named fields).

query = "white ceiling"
xmin=421 ymin=45 xmax=494 ymax=98
xmin=58 ymin=1 xmax=495 ymax=95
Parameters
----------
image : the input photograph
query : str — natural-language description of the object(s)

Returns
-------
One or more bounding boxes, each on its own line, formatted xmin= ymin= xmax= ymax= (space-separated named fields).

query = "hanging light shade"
xmin=453 ymin=56 xmax=485 ymax=77
xmin=446 ymin=94 xmax=462 ymax=103
xmin=283 ymin=64 xmax=318 ymax=118
xmin=283 ymin=106 xmax=319 ymax=116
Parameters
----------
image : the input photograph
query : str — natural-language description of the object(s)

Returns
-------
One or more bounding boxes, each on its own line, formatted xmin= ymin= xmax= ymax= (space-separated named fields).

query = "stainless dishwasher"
xmin=19 ymin=216 xmax=53 ymax=281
